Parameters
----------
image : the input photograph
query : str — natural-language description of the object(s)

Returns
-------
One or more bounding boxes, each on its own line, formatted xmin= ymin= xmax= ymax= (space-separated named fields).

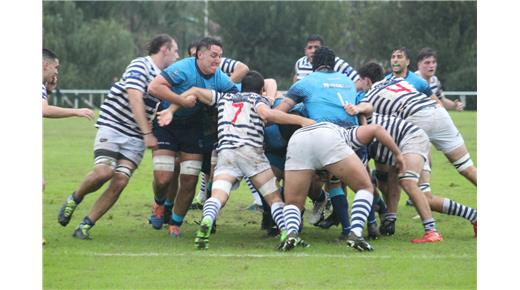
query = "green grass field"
xmin=43 ymin=111 xmax=477 ymax=289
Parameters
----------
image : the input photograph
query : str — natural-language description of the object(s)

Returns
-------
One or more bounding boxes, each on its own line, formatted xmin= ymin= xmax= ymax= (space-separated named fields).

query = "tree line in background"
xmin=43 ymin=1 xmax=476 ymax=92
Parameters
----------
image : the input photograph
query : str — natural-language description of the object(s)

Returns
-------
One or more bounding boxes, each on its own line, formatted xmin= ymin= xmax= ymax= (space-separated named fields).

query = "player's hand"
xmin=76 ymin=108 xmax=95 ymax=120
xmin=181 ymin=95 xmax=197 ymax=108
xmin=144 ymin=134 xmax=158 ymax=150
xmin=345 ymin=104 xmax=359 ymax=116
xmin=454 ymin=99 xmax=464 ymax=112
xmin=157 ymin=109 xmax=173 ymax=127
xmin=300 ymin=118 xmax=316 ymax=127
xmin=394 ymin=154 xmax=406 ymax=174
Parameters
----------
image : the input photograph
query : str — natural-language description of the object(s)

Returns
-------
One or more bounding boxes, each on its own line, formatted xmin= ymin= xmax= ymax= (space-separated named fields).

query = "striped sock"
xmin=422 ymin=218 xmax=437 ymax=232
xmin=442 ymin=198 xmax=477 ymax=223
xmin=350 ymin=190 xmax=373 ymax=237
xmin=197 ymin=173 xmax=207 ymax=201
xmin=271 ymin=202 xmax=285 ymax=231
xmin=202 ymin=197 xmax=222 ymax=224
xmin=383 ymin=212 xmax=397 ymax=222
xmin=283 ymin=204 xmax=301 ymax=235
xmin=245 ymin=177 xmax=263 ymax=206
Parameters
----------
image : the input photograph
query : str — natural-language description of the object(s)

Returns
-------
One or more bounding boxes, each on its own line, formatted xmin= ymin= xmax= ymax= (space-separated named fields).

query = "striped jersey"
xmin=368 ymin=114 xmax=421 ymax=165
xmin=361 ymin=78 xmax=437 ymax=120
xmin=42 ymin=83 xmax=48 ymax=100
xmin=385 ymin=70 xmax=432 ymax=97
xmin=414 ymin=71 xmax=445 ymax=99
xmin=216 ymin=92 xmax=271 ymax=152
xmin=96 ymin=56 xmax=161 ymax=139
xmin=219 ymin=57 xmax=242 ymax=76
xmin=294 ymin=56 xmax=359 ymax=82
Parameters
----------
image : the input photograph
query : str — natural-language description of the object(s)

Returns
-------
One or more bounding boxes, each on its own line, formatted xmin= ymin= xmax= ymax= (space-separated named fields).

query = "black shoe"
xmin=367 ymin=222 xmax=380 ymax=240
xmin=315 ymin=213 xmax=340 ymax=229
xmin=379 ymin=219 xmax=396 ymax=236
xmin=405 ymin=199 xmax=414 ymax=206
xmin=346 ymin=232 xmax=374 ymax=252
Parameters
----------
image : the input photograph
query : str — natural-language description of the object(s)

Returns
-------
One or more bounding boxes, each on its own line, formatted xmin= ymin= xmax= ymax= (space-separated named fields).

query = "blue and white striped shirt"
xmin=361 ymin=78 xmax=437 ymax=120
xmin=96 ymin=56 xmax=161 ymax=138
xmin=216 ymin=92 xmax=270 ymax=152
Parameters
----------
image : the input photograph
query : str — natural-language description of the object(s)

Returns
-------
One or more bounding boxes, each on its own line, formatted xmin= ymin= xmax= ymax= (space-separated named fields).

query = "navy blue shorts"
xmin=153 ymin=119 xmax=204 ymax=154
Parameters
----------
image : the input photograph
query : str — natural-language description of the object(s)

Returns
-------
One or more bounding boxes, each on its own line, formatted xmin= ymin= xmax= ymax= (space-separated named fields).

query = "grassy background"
xmin=43 ymin=111 xmax=476 ymax=289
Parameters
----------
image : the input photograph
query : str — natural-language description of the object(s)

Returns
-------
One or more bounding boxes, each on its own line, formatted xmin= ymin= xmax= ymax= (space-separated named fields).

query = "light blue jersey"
xmin=286 ymin=70 xmax=358 ymax=127
xmin=385 ymin=70 xmax=432 ymax=97
xmin=160 ymin=57 xmax=238 ymax=120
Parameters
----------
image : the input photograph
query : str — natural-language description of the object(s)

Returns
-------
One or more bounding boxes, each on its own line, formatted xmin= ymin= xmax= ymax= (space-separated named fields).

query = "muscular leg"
xmin=325 ymin=155 xmax=373 ymax=238
xmin=152 ymin=149 xmax=177 ymax=203
xmin=281 ymin=169 xmax=314 ymax=236
xmin=171 ymin=152 xmax=203 ymax=229
xmin=75 ymin=165 xmax=114 ymax=200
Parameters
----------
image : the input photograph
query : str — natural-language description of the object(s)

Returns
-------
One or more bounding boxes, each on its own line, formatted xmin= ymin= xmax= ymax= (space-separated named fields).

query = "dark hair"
xmin=187 ymin=39 xmax=200 ymax=56
xmin=312 ymin=46 xmax=335 ymax=71
xmin=241 ymin=70 xmax=264 ymax=94
xmin=195 ymin=37 xmax=223 ymax=59
xmin=358 ymin=62 xmax=384 ymax=83
xmin=42 ymin=48 xmax=58 ymax=61
xmin=306 ymin=34 xmax=324 ymax=46
xmin=391 ymin=47 xmax=411 ymax=60
xmin=416 ymin=47 xmax=437 ymax=63
xmin=146 ymin=34 xmax=174 ymax=55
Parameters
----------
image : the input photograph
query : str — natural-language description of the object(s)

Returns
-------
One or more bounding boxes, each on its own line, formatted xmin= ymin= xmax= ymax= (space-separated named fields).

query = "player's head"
xmin=416 ymin=47 xmax=438 ymax=78
xmin=146 ymin=34 xmax=179 ymax=68
xmin=390 ymin=46 xmax=411 ymax=75
xmin=241 ymin=70 xmax=265 ymax=94
xmin=304 ymin=34 xmax=324 ymax=62
xmin=42 ymin=48 xmax=59 ymax=83
xmin=187 ymin=39 xmax=199 ymax=57
xmin=196 ymin=37 xmax=223 ymax=75
xmin=358 ymin=62 xmax=384 ymax=91
xmin=312 ymin=46 xmax=335 ymax=71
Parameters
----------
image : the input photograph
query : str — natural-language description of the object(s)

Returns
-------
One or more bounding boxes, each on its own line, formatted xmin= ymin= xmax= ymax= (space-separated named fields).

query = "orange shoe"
xmin=168 ymin=225 xmax=181 ymax=237
xmin=411 ymin=231 xmax=443 ymax=244
xmin=472 ymin=221 xmax=477 ymax=237
xmin=149 ymin=202 xmax=165 ymax=230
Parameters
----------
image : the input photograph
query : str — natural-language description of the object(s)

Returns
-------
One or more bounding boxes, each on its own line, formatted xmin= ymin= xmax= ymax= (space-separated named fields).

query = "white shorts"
xmin=94 ymin=126 xmax=145 ymax=166
xmin=214 ymin=146 xmax=271 ymax=180
xmin=400 ymin=129 xmax=430 ymax=163
xmin=406 ymin=105 xmax=464 ymax=154
xmin=285 ymin=126 xmax=355 ymax=171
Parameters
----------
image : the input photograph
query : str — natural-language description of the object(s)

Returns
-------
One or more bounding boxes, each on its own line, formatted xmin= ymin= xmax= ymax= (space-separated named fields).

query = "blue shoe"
xmin=149 ymin=202 xmax=165 ymax=230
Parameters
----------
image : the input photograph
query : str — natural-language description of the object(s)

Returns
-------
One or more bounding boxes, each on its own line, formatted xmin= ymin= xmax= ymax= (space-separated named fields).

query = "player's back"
xmin=363 ymin=78 xmax=436 ymax=119
xmin=288 ymin=71 xmax=357 ymax=127
xmin=216 ymin=92 xmax=270 ymax=152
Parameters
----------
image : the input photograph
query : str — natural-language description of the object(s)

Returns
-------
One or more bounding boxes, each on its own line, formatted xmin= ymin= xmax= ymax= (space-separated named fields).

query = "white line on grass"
xmin=84 ymin=252 xmax=474 ymax=259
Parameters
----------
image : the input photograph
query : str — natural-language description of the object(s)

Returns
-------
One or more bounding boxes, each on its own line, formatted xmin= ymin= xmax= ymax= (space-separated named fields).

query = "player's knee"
xmin=93 ymin=163 xmax=115 ymax=183
xmin=112 ymin=169 xmax=131 ymax=191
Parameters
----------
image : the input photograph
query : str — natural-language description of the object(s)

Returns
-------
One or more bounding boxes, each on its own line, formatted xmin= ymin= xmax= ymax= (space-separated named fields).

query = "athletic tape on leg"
xmin=115 ymin=165 xmax=133 ymax=178
xmin=180 ymin=160 xmax=202 ymax=176
xmin=95 ymin=156 xmax=117 ymax=170
xmin=212 ymin=180 xmax=232 ymax=195
xmin=258 ymin=177 xmax=278 ymax=197
xmin=153 ymin=156 xmax=176 ymax=172
xmin=398 ymin=170 xmax=420 ymax=182
xmin=453 ymin=153 xmax=474 ymax=172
